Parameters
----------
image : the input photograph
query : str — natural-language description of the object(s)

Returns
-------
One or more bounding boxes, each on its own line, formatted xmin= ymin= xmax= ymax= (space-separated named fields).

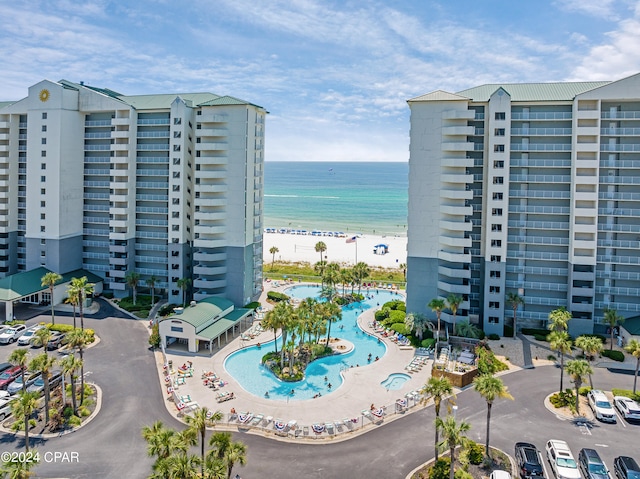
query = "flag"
xmin=346 ymin=236 xmax=357 ymax=243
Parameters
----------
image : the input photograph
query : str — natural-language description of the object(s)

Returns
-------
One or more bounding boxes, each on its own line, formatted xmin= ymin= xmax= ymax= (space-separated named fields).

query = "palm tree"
xmin=176 ymin=277 xmax=191 ymax=308
xmin=29 ymin=352 xmax=56 ymax=424
xmin=421 ymin=376 xmax=455 ymax=460
xmin=10 ymin=391 xmax=39 ymax=453
xmin=506 ymin=292 xmax=525 ymax=338
xmin=32 ymin=327 xmax=53 ymax=356
xmin=314 ymin=241 xmax=327 ymax=264
xmin=157 ymin=452 xmax=201 ymax=479
xmin=428 ymin=298 xmax=446 ymax=347
xmin=60 ymin=354 xmax=83 ymax=414
xmin=320 ymin=301 xmax=342 ymax=345
xmin=575 ymin=335 xmax=603 ymax=388
xmin=0 ymin=451 xmax=39 ymax=478
xmin=399 ymin=263 xmax=407 ymax=282
xmin=624 ymin=339 xmax=640 ymax=394
xmin=209 ymin=431 xmax=248 ymax=479
xmin=142 ymin=421 xmax=188 ymax=462
xmin=265 ymin=301 xmax=293 ymax=361
xmin=565 ymin=359 xmax=592 ymax=414
xmin=8 ymin=348 xmax=29 ymax=394
xmin=604 ymin=308 xmax=624 ymax=351
xmin=66 ymin=287 xmax=80 ymax=329
xmin=548 ymin=307 xmax=571 ymax=333
xmin=314 ymin=261 xmax=327 ymax=285
xmin=185 ymin=407 xmax=223 ymax=477
xmin=322 ymin=262 xmax=341 ymax=292
xmin=124 ymin=271 xmax=140 ymax=306
xmin=405 ymin=312 xmax=428 ymax=341
xmin=67 ymin=277 xmax=94 ymax=330
xmin=352 ymin=262 xmax=370 ymax=295
xmin=549 ymin=330 xmax=573 ymax=393
xmin=446 ymin=294 xmax=463 ymax=337
xmin=269 ymin=246 xmax=279 ymax=270
xmin=473 ymin=374 xmax=513 ymax=460
xmin=41 ymin=272 xmax=62 ymax=325
xmin=147 ymin=275 xmax=158 ymax=305
xmin=436 ymin=415 xmax=471 ymax=479
xmin=66 ymin=328 xmax=91 ymax=405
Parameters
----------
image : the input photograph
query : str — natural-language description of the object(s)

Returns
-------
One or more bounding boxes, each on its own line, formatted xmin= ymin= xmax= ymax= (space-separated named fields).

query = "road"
xmin=0 ymin=303 xmax=637 ymax=478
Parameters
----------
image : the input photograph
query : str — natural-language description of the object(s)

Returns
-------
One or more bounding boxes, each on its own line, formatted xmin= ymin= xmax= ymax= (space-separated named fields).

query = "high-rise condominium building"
xmin=0 ymin=79 xmax=266 ymax=307
xmin=406 ymin=73 xmax=640 ymax=337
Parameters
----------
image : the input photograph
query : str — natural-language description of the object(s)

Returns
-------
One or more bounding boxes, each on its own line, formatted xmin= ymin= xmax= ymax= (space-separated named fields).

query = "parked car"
xmin=515 ymin=442 xmax=545 ymax=479
xmin=46 ymin=332 xmax=68 ymax=350
xmin=26 ymin=371 xmax=63 ymax=395
xmin=17 ymin=326 xmax=43 ymax=346
xmin=614 ymin=457 xmax=640 ymax=479
xmin=614 ymin=396 xmax=640 ymax=421
xmin=0 ymin=325 xmax=27 ymax=344
xmin=546 ymin=440 xmax=581 ymax=479
xmin=7 ymin=372 xmax=41 ymax=395
xmin=0 ymin=366 xmax=23 ymax=390
xmin=0 ymin=397 xmax=13 ymax=420
xmin=579 ymin=448 xmax=611 ymax=479
xmin=588 ymin=390 xmax=617 ymax=423
xmin=0 ymin=363 xmax=12 ymax=374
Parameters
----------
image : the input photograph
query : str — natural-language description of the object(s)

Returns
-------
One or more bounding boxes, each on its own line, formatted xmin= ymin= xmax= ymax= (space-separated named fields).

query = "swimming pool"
xmin=380 ymin=373 xmax=411 ymax=391
xmin=224 ymin=287 xmax=400 ymax=401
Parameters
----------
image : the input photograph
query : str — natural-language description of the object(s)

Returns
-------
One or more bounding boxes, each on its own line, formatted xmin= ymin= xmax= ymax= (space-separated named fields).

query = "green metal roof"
xmin=196 ymin=309 xmax=252 ymax=341
xmin=117 ymin=92 xmax=220 ymax=110
xmin=0 ymin=267 xmax=103 ymax=301
xmin=408 ymin=90 xmax=470 ymax=102
xmin=456 ymin=81 xmax=611 ymax=102
xmin=0 ymin=101 xmax=15 ymax=110
xmin=165 ymin=296 xmax=235 ymax=331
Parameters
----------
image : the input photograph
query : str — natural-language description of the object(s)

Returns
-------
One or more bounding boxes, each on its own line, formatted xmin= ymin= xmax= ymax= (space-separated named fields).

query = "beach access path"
xmin=263 ymin=231 xmax=407 ymax=268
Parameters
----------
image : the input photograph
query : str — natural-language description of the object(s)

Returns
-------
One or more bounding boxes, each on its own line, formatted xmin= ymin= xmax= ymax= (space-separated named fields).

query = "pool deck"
xmin=158 ymin=283 xmax=433 ymax=440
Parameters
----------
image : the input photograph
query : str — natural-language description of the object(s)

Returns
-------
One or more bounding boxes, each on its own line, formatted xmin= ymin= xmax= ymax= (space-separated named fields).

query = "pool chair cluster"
xmin=163 ymin=362 xmax=200 ymax=413
xmin=405 ymin=355 xmax=429 ymax=373
xmin=370 ymin=320 xmax=410 ymax=345
xmin=240 ymin=323 xmax=264 ymax=341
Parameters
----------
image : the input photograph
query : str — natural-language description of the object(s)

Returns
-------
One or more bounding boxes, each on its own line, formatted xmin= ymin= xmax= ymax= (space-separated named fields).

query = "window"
xmin=174 ymin=118 xmax=182 ymax=125
xmin=196 ymin=137 xmax=201 ymax=143
xmin=173 ymin=158 xmax=180 ymax=165
xmin=489 ymin=270 xmax=501 ymax=278
xmin=173 ymin=145 xmax=181 ymax=151
xmin=493 ymin=160 xmax=504 ymax=169
xmin=488 ymin=316 xmax=499 ymax=324
xmin=172 ymin=225 xmax=179 ymax=231
xmin=41 ymin=138 xmax=46 ymax=145
xmin=170 ymin=326 xmax=183 ymax=333
xmin=494 ymin=144 xmax=505 ymax=152
xmin=493 ymin=177 xmax=504 ymax=185
xmin=40 ymin=238 xmax=46 ymax=245
xmin=172 ymin=185 xmax=180 ymax=192
xmin=492 ymin=192 xmax=503 ymax=201
xmin=173 ymin=172 xmax=180 ymax=178
xmin=197 ymin=111 xmax=202 ymax=116
xmin=490 ymin=286 xmax=501 ymax=294
xmin=41 ymin=151 xmax=46 ymax=157
xmin=491 ymin=239 xmax=502 ymax=247
xmin=494 ymin=128 xmax=505 ymax=136
xmin=41 ymin=188 xmax=46 ymax=195
xmin=41 ymin=163 xmax=46 ymax=170
xmin=491 ymin=224 xmax=502 ymax=232
xmin=40 ymin=176 xmax=46 ymax=182
xmin=490 ymin=255 xmax=501 ymax=262
xmin=172 ymin=198 xmax=180 ymax=205
xmin=172 ymin=212 xmax=179 ymax=218
xmin=41 ymin=201 xmax=46 ymax=207
xmin=492 ymin=208 xmax=503 ymax=216
xmin=40 ymin=226 xmax=45 ymax=232
xmin=41 ymin=125 xmax=47 ymax=132
xmin=495 ymin=112 xmax=505 ymax=120
xmin=174 ymin=131 xmax=181 ymax=138
xmin=489 ymin=301 xmax=500 ymax=309
xmin=40 ymin=213 xmax=45 ymax=220
xmin=42 ymin=113 xmax=47 ymax=120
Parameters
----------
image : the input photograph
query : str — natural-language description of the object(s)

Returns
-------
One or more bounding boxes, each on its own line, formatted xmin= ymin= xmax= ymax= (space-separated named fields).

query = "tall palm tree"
xmin=549 ymin=330 xmax=573 ymax=393
xmin=436 ymin=415 xmax=471 ymax=479
xmin=506 ymin=292 xmax=525 ymax=338
xmin=10 ymin=391 xmax=39 ymax=453
xmin=67 ymin=277 xmax=94 ymax=330
xmin=473 ymin=374 xmax=513 ymax=460
xmin=265 ymin=301 xmax=293 ymax=360
xmin=142 ymin=421 xmax=188 ymax=462
xmin=314 ymin=241 xmax=327 ymax=264
xmin=185 ymin=407 xmax=223 ymax=478
xmin=565 ymin=359 xmax=592 ymax=415
xmin=352 ymin=262 xmax=370 ymax=295
xmin=66 ymin=328 xmax=91 ymax=405
xmin=0 ymin=451 xmax=39 ymax=478
xmin=548 ymin=307 xmax=571 ymax=333
xmin=208 ymin=431 xmax=248 ymax=479
xmin=604 ymin=308 xmax=624 ymax=351
xmin=176 ymin=277 xmax=191 ymax=308
xmin=405 ymin=313 xmax=428 ymax=341
xmin=66 ymin=287 xmax=80 ymax=329
xmin=41 ymin=272 xmax=62 ymax=325
xmin=147 ymin=275 xmax=158 ymax=306
xmin=314 ymin=261 xmax=327 ymax=285
xmin=421 ymin=376 xmax=454 ymax=460
xmin=428 ymin=298 xmax=446 ymax=347
xmin=60 ymin=354 xmax=83 ymax=415
xmin=8 ymin=348 xmax=29 ymax=394
xmin=29 ymin=352 xmax=56 ymax=424
xmin=125 ymin=271 xmax=140 ymax=306
xmin=269 ymin=246 xmax=279 ymax=270
xmin=319 ymin=301 xmax=342 ymax=345
xmin=32 ymin=327 xmax=53 ymax=356
xmin=624 ymin=339 xmax=640 ymax=394
xmin=157 ymin=452 xmax=200 ymax=479
xmin=575 ymin=335 xmax=603 ymax=388
xmin=399 ymin=263 xmax=407 ymax=282
xmin=446 ymin=294 xmax=463 ymax=337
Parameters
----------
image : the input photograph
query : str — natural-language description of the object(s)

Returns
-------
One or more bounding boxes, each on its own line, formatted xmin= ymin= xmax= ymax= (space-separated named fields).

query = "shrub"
xmin=374 ymin=309 xmax=388 ymax=322
xmin=612 ymin=389 xmax=640 ymax=402
xmin=390 ymin=323 xmax=410 ymax=336
xmin=158 ymin=303 xmax=179 ymax=317
xmin=421 ymin=338 xmax=436 ymax=349
xmin=522 ymin=328 xmax=550 ymax=336
xmin=244 ymin=301 xmax=260 ymax=310
xmin=487 ymin=333 xmax=500 ymax=341
xmin=267 ymin=291 xmax=290 ymax=302
xmin=388 ymin=310 xmax=406 ymax=323
xmin=578 ymin=386 xmax=592 ymax=396
xmin=550 ymin=389 xmax=576 ymax=410
xmin=534 ymin=334 xmax=548 ymax=342
xmin=149 ymin=323 xmax=160 ymax=348
xmin=384 ymin=300 xmax=406 ymax=311
xmin=455 ymin=471 xmax=473 ymax=479
xmin=547 ymin=354 xmax=556 ymax=361
xmin=464 ymin=441 xmax=484 ymax=465
xmin=601 ymin=349 xmax=624 ymax=362
xmin=476 ymin=344 xmax=509 ymax=375
xmin=428 ymin=458 xmax=450 ymax=479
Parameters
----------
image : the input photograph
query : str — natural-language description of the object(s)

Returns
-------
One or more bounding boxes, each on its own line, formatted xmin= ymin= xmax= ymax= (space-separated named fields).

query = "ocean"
xmin=264 ymin=161 xmax=408 ymax=236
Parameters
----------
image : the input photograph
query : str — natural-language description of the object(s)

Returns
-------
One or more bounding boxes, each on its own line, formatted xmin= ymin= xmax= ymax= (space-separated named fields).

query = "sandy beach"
xmin=263 ymin=232 xmax=407 ymax=269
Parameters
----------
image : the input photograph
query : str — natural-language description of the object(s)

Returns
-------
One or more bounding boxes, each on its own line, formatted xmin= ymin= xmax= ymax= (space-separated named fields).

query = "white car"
xmin=614 ymin=396 xmax=640 ymax=421
xmin=546 ymin=440 xmax=581 ymax=479
xmin=588 ymin=390 xmax=617 ymax=423
xmin=17 ymin=326 xmax=43 ymax=346
xmin=0 ymin=325 xmax=27 ymax=344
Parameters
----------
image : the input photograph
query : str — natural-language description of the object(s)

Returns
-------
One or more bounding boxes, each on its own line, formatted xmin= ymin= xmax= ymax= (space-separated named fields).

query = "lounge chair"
xmin=343 ymin=417 xmax=354 ymax=429
xmin=334 ymin=420 xmax=344 ymax=431
xmin=180 ymin=395 xmax=191 ymax=403
xmin=361 ymin=410 xmax=374 ymax=422
xmin=251 ymin=414 xmax=264 ymax=426
xmin=325 ymin=422 xmax=335 ymax=434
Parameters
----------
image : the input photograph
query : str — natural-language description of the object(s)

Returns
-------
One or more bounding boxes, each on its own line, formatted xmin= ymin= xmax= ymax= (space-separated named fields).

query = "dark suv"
xmin=515 ymin=442 xmax=545 ymax=479
xmin=614 ymin=457 xmax=640 ymax=479
xmin=579 ymin=449 xmax=611 ymax=479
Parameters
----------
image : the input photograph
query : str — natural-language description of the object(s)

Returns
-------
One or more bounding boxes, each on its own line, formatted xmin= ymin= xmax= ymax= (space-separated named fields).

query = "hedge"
xmin=267 ymin=291 xmax=290 ymax=302
xmin=389 ymin=323 xmax=410 ymax=336
xmin=612 ymin=389 xmax=640 ymax=402
xmin=601 ymin=349 xmax=624 ymax=362
xmin=420 ymin=338 xmax=435 ymax=348
xmin=522 ymin=328 xmax=550 ymax=336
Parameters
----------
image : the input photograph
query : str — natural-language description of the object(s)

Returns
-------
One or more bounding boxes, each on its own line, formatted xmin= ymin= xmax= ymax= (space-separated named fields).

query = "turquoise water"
xmin=264 ymin=161 xmax=408 ymax=236
xmin=380 ymin=373 xmax=411 ymax=390
xmin=224 ymin=287 xmax=401 ymax=401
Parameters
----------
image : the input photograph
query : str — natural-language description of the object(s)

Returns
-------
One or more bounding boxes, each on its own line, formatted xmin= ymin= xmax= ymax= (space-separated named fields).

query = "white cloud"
xmin=553 ymin=0 xmax=618 ymax=19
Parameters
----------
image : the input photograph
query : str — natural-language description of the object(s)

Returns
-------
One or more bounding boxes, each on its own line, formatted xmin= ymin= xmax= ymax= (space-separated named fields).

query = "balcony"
xmin=512 ymin=112 xmax=572 ymax=120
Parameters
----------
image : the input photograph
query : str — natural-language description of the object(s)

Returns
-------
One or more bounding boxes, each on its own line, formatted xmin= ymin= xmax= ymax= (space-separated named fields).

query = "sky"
xmin=2 ymin=0 xmax=640 ymax=162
